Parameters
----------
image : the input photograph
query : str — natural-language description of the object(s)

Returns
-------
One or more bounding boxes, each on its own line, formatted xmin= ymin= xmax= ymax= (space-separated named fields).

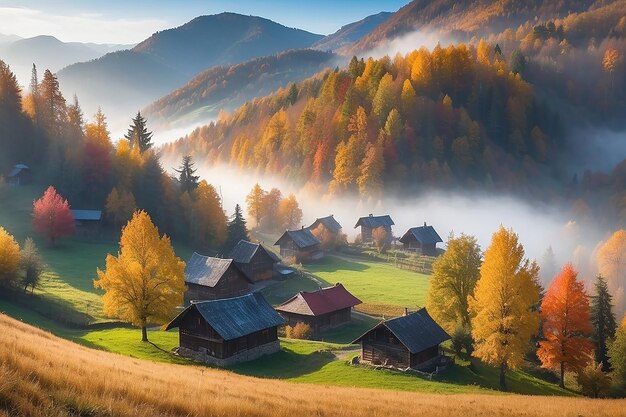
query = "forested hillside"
xmin=312 ymin=12 xmax=393 ymax=52
xmin=144 ymin=49 xmax=338 ymax=129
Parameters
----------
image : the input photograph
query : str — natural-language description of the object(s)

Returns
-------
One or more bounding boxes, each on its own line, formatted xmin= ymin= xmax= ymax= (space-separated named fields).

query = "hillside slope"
xmin=313 ymin=12 xmax=393 ymax=52
xmin=348 ymin=0 xmax=596 ymax=54
xmin=1 ymin=314 xmax=624 ymax=417
xmin=144 ymin=49 xmax=338 ymax=129
xmin=57 ymin=12 xmax=323 ymax=125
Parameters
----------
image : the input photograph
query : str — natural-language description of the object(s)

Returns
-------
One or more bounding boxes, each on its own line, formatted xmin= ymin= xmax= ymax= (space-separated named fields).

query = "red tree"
xmin=32 ymin=186 xmax=75 ymax=246
xmin=537 ymin=263 xmax=594 ymax=388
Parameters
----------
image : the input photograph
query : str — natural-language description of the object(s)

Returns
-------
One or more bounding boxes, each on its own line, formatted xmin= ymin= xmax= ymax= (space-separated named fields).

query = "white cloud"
xmin=0 ymin=7 xmax=168 ymax=44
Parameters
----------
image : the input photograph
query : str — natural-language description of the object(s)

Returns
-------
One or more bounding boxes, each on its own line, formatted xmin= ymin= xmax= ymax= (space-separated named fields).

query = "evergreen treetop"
xmin=124 ymin=111 xmax=153 ymax=153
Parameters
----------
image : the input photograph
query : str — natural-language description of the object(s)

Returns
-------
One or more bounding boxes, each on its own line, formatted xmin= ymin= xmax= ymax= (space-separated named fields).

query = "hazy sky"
xmin=0 ymin=1 xmax=406 ymax=44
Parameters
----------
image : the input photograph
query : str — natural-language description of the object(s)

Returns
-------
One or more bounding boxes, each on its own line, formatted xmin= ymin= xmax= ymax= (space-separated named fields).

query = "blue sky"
xmin=0 ymin=0 xmax=407 ymax=44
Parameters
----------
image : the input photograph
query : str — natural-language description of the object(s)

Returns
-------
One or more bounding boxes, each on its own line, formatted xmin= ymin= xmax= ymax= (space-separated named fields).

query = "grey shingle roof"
xmin=228 ymin=240 xmax=280 ymax=264
xmin=274 ymin=228 xmax=321 ymax=249
xmin=71 ymin=209 xmax=102 ymax=221
xmin=353 ymin=308 xmax=450 ymax=354
xmin=308 ymin=215 xmax=342 ymax=234
xmin=165 ymin=292 xmax=285 ymax=340
xmin=185 ymin=253 xmax=236 ymax=288
xmin=7 ymin=164 xmax=29 ymax=178
xmin=354 ymin=215 xmax=394 ymax=229
xmin=399 ymin=225 xmax=443 ymax=245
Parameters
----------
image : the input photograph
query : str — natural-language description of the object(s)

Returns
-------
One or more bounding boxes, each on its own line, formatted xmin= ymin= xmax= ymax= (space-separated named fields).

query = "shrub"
xmin=372 ymin=227 xmax=390 ymax=254
xmin=451 ymin=325 xmax=474 ymax=355
xmin=286 ymin=322 xmax=312 ymax=340
xmin=576 ymin=361 xmax=612 ymax=398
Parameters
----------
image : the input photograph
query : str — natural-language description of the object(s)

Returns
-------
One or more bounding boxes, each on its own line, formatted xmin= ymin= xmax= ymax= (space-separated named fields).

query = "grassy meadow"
xmin=2 ymin=314 xmax=625 ymax=417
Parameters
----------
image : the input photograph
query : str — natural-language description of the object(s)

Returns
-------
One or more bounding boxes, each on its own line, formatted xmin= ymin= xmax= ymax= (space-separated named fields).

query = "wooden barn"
xmin=184 ymin=252 xmax=251 ymax=301
xmin=7 ymin=164 xmax=31 ymax=185
xmin=307 ymin=215 xmax=342 ymax=249
xmin=71 ymin=209 xmax=102 ymax=235
xmin=353 ymin=308 xmax=450 ymax=371
xmin=354 ymin=214 xmax=394 ymax=243
xmin=228 ymin=240 xmax=280 ymax=282
xmin=399 ymin=223 xmax=443 ymax=256
xmin=274 ymin=228 xmax=323 ymax=263
xmin=165 ymin=292 xmax=285 ymax=366
xmin=275 ymin=283 xmax=362 ymax=336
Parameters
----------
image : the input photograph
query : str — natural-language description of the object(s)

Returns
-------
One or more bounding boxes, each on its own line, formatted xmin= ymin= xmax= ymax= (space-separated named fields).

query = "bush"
xmin=451 ymin=325 xmax=474 ymax=355
xmin=577 ymin=361 xmax=612 ymax=398
xmin=285 ymin=322 xmax=312 ymax=340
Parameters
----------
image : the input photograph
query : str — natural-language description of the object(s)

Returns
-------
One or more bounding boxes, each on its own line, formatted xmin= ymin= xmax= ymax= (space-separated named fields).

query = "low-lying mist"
xmin=175 ymin=163 xmax=613 ymax=287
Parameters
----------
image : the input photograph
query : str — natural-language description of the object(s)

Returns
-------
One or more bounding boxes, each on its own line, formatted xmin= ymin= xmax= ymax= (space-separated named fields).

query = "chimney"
xmin=424 ymin=222 xmax=427 ymax=227
xmin=369 ymin=213 xmax=373 ymax=217
xmin=404 ymin=307 xmax=408 ymax=316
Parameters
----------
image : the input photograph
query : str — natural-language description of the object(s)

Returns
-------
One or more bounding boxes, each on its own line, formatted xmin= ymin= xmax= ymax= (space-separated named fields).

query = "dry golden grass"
xmin=1 ymin=314 xmax=625 ymax=417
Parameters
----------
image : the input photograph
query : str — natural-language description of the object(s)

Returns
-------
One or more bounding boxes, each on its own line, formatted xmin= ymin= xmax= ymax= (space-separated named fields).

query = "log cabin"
xmin=165 ymin=292 xmax=285 ymax=366
xmin=307 ymin=215 xmax=342 ymax=249
xmin=71 ymin=209 xmax=102 ymax=236
xmin=184 ymin=252 xmax=251 ymax=302
xmin=275 ymin=283 xmax=361 ymax=336
xmin=228 ymin=240 xmax=280 ymax=282
xmin=354 ymin=214 xmax=394 ymax=244
xmin=399 ymin=223 xmax=443 ymax=256
xmin=274 ymin=228 xmax=323 ymax=263
xmin=353 ymin=308 xmax=450 ymax=371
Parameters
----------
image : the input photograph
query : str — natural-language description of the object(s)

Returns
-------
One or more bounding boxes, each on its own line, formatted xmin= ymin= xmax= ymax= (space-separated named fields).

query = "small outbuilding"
xmin=399 ymin=223 xmax=443 ymax=256
xmin=354 ymin=214 xmax=394 ymax=243
xmin=165 ymin=292 xmax=285 ymax=366
xmin=352 ymin=308 xmax=450 ymax=371
xmin=71 ymin=209 xmax=102 ymax=235
xmin=228 ymin=240 xmax=280 ymax=282
xmin=275 ymin=283 xmax=362 ymax=336
xmin=307 ymin=215 xmax=342 ymax=249
xmin=274 ymin=228 xmax=323 ymax=263
xmin=7 ymin=164 xmax=31 ymax=185
xmin=184 ymin=252 xmax=251 ymax=301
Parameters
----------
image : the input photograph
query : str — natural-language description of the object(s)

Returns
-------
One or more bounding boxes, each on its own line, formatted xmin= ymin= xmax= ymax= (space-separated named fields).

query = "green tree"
xmin=509 ymin=49 xmax=526 ymax=76
xmin=39 ymin=69 xmax=66 ymax=139
xmin=608 ymin=316 xmax=626 ymax=389
xmin=224 ymin=204 xmax=250 ymax=251
xmin=125 ymin=111 xmax=153 ymax=153
xmin=427 ymin=233 xmax=482 ymax=334
xmin=591 ymin=274 xmax=618 ymax=371
xmin=175 ymin=155 xmax=200 ymax=193
xmin=20 ymin=237 xmax=44 ymax=293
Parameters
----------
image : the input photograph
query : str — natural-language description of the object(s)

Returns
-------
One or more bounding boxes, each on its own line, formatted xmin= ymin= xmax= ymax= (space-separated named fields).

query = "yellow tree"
xmin=192 ymin=180 xmax=227 ymax=247
xmin=0 ymin=227 xmax=20 ymax=286
xmin=469 ymin=226 xmax=541 ymax=391
xmin=94 ymin=211 xmax=185 ymax=342
xmin=597 ymin=230 xmax=626 ymax=319
xmin=427 ymin=233 xmax=482 ymax=334
xmin=400 ymin=79 xmax=416 ymax=115
xmin=537 ymin=264 xmax=593 ymax=388
xmin=603 ymin=48 xmax=621 ymax=90
xmin=246 ymin=183 xmax=266 ymax=228
xmin=357 ymin=142 xmax=385 ymax=200
xmin=105 ymin=187 xmax=136 ymax=230
xmin=277 ymin=194 xmax=303 ymax=230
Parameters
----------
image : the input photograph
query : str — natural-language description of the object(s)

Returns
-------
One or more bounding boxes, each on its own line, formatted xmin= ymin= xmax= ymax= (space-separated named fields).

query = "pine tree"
xmin=29 ymin=64 xmax=40 ymax=126
xmin=66 ymin=95 xmax=84 ymax=142
xmin=39 ymin=69 xmax=66 ymax=138
xmin=225 ymin=204 xmax=250 ymax=251
xmin=175 ymin=155 xmax=200 ymax=193
xmin=591 ymin=274 xmax=617 ymax=371
xmin=124 ymin=111 xmax=153 ymax=153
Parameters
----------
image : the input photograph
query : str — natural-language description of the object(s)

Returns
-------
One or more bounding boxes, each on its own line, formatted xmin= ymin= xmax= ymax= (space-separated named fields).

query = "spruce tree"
xmin=124 ymin=111 xmax=153 ymax=153
xmin=175 ymin=155 xmax=200 ymax=193
xmin=225 ymin=204 xmax=250 ymax=251
xmin=591 ymin=274 xmax=617 ymax=371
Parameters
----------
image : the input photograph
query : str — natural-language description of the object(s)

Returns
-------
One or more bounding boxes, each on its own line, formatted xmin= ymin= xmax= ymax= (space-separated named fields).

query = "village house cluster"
xmin=160 ymin=213 xmax=449 ymax=370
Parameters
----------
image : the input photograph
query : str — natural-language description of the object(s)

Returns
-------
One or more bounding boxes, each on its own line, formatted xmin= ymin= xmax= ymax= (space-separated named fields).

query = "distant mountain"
xmin=144 ymin=49 xmax=338 ymax=129
xmin=348 ymin=0 xmax=596 ymax=54
xmin=0 ymin=33 xmax=21 ymax=44
xmin=0 ymin=35 xmax=131 ymax=86
xmin=57 ymin=13 xmax=323 ymax=126
xmin=312 ymin=12 xmax=393 ymax=52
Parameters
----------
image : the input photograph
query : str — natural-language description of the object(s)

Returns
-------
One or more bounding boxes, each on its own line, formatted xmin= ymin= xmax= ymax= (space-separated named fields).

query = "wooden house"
xmin=399 ymin=223 xmax=443 ymax=256
xmin=71 ymin=209 xmax=102 ymax=235
xmin=307 ymin=215 xmax=342 ymax=249
xmin=353 ymin=308 xmax=450 ymax=371
xmin=184 ymin=252 xmax=251 ymax=301
xmin=165 ymin=292 xmax=285 ymax=366
xmin=275 ymin=283 xmax=361 ymax=336
xmin=354 ymin=214 xmax=394 ymax=243
xmin=274 ymin=228 xmax=322 ymax=263
xmin=228 ymin=240 xmax=280 ymax=282
xmin=7 ymin=164 xmax=31 ymax=185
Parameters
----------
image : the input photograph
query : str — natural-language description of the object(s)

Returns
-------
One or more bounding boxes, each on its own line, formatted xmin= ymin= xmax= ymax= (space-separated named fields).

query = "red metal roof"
xmin=275 ymin=283 xmax=362 ymax=316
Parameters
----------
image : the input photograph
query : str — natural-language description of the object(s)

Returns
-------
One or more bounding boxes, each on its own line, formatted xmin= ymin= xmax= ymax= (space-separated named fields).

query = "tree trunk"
xmin=141 ymin=325 xmax=148 ymax=342
xmin=499 ymin=363 xmax=508 ymax=391
xmin=559 ymin=362 xmax=565 ymax=389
